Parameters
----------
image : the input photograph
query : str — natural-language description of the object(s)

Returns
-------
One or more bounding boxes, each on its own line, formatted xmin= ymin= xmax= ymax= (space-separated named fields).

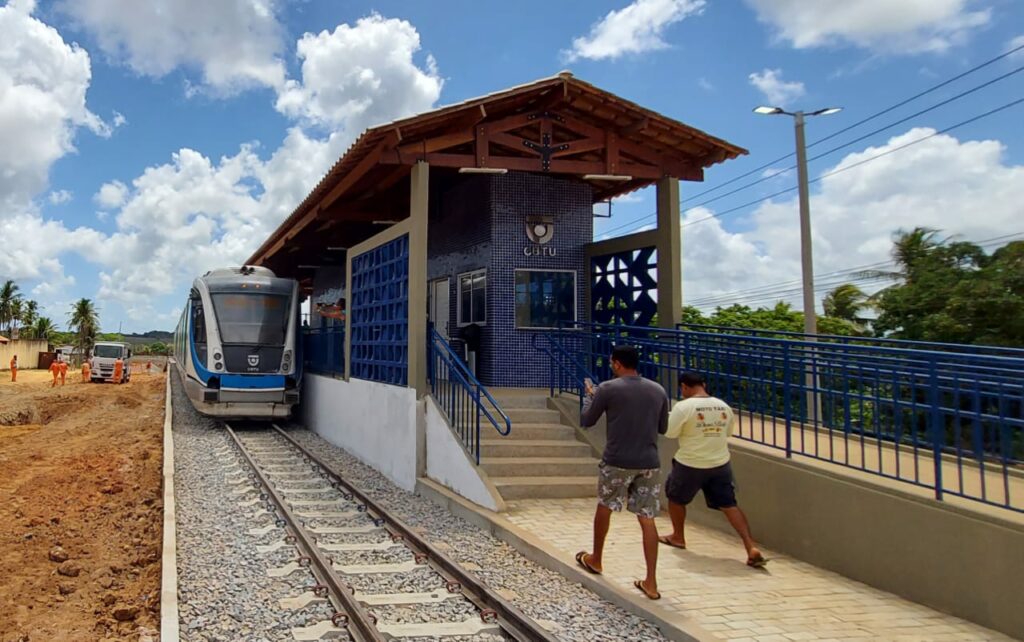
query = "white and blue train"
xmin=173 ymin=266 xmax=301 ymax=419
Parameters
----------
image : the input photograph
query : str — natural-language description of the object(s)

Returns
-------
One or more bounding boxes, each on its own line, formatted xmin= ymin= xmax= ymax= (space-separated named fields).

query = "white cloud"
xmin=94 ymin=180 xmax=128 ymax=209
xmin=1008 ymin=35 xmax=1024 ymax=60
xmin=48 ymin=189 xmax=72 ymax=204
xmin=698 ymin=77 xmax=715 ymax=92
xmin=275 ymin=14 xmax=443 ymax=132
xmin=0 ymin=1 xmax=108 ymax=210
xmin=749 ymin=68 xmax=805 ymax=107
xmin=61 ymin=0 xmax=286 ymax=94
xmin=112 ymin=111 xmax=127 ymax=128
xmin=94 ymin=127 xmax=348 ymax=315
xmin=745 ymin=0 xmax=990 ymax=54
xmin=684 ymin=129 xmax=1024 ymax=310
xmin=564 ymin=0 xmax=705 ymax=62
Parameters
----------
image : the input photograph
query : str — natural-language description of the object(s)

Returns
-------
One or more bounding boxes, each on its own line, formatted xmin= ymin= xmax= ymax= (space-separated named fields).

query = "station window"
xmin=514 ymin=270 xmax=576 ymax=329
xmin=457 ymin=270 xmax=486 ymax=326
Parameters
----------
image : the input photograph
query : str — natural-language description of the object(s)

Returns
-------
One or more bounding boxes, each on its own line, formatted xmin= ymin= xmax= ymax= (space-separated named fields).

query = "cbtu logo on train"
xmin=247 ymin=354 xmax=260 ymax=371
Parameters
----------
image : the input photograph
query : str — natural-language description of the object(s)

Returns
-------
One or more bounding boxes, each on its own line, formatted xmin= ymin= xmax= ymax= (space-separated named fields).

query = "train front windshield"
xmin=211 ymin=293 xmax=290 ymax=345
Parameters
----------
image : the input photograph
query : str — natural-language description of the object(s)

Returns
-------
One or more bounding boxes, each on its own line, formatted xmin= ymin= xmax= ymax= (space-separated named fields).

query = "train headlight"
xmin=214 ymin=362 xmax=223 ymax=371
xmin=214 ymin=352 xmax=222 ymax=361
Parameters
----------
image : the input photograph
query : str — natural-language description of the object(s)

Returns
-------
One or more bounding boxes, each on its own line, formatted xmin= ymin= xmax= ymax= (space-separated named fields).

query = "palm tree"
xmin=68 ymin=298 xmax=100 ymax=359
xmin=0 ymin=279 xmax=21 ymax=335
xmin=892 ymin=227 xmax=942 ymax=274
xmin=32 ymin=317 xmax=57 ymax=343
xmin=823 ymin=284 xmax=869 ymax=322
xmin=22 ymin=300 xmax=38 ymax=328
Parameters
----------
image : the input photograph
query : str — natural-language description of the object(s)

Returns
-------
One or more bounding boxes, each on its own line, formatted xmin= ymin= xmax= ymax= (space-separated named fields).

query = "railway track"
xmin=223 ymin=422 xmax=559 ymax=642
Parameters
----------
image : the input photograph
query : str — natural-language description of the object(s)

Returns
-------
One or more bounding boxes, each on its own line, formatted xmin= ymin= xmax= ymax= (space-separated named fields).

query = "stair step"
xmin=480 ymin=439 xmax=593 ymax=458
xmin=490 ymin=476 xmax=598 ymax=500
xmin=497 ymin=423 xmax=575 ymax=441
xmin=481 ymin=457 xmax=599 ymax=477
xmin=485 ymin=395 xmax=549 ymax=410
xmin=505 ymin=408 xmax=562 ymax=423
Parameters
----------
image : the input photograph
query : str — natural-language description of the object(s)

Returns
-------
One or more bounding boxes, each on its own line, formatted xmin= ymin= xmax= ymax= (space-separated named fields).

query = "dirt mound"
xmin=0 ymin=371 xmax=165 ymax=641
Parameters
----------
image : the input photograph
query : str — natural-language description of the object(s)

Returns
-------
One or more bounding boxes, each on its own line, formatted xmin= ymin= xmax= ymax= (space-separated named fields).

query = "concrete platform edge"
xmin=415 ymin=477 xmax=713 ymax=642
xmin=160 ymin=369 xmax=180 ymax=641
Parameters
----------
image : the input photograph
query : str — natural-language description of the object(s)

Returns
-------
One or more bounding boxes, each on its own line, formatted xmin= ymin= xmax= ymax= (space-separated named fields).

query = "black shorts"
xmin=665 ymin=460 xmax=737 ymax=510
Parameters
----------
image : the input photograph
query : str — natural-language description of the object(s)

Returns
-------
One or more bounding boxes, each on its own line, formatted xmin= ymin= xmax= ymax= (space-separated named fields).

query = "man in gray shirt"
xmin=574 ymin=345 xmax=669 ymax=600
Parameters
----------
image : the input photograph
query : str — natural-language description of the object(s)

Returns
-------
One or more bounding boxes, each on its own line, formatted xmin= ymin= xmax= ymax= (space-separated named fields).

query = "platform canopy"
xmin=248 ymin=71 xmax=746 ymax=281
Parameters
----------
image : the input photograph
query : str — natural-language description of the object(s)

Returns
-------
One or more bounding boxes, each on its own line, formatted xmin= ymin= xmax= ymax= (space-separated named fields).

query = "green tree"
xmin=20 ymin=300 xmax=39 ymax=333
xmin=822 ymin=284 xmax=870 ymax=332
xmin=0 ymin=280 xmax=21 ymax=335
xmin=68 ymin=298 xmax=100 ymax=359
xmin=872 ymin=228 xmax=1024 ymax=345
xmin=32 ymin=317 xmax=57 ymax=343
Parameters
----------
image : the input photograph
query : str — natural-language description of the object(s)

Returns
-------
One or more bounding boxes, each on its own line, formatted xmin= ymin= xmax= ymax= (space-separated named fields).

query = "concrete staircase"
xmin=480 ymin=389 xmax=599 ymax=501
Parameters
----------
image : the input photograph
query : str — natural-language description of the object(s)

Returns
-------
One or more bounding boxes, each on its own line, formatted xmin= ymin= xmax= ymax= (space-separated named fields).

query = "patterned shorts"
xmin=597 ymin=462 xmax=661 ymax=518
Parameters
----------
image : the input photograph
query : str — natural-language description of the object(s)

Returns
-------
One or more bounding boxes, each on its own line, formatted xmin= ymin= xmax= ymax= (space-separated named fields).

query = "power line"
xmin=598 ymin=45 xmax=1024 ymax=238
xmin=678 ymin=41 xmax=1024 ymax=205
xmin=683 ymin=63 xmax=1024 ymax=215
xmin=675 ymin=96 xmax=1024 ymax=232
xmin=687 ymin=231 xmax=1024 ymax=308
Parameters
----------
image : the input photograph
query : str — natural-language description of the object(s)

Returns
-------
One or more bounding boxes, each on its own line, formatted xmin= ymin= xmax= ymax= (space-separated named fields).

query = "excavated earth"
xmin=0 ymin=368 xmax=165 ymax=642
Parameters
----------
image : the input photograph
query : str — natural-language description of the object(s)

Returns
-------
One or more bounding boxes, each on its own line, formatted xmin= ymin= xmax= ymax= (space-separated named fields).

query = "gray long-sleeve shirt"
xmin=580 ymin=375 xmax=669 ymax=469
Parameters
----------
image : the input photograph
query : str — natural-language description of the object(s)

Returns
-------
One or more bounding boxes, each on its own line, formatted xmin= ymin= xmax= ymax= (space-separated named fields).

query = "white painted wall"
xmin=302 ymin=374 xmax=418 ymax=491
xmin=425 ymin=397 xmax=502 ymax=511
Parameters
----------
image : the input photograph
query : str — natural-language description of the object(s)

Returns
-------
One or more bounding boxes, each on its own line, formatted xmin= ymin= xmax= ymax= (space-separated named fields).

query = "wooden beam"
xmin=320 ymin=135 xmax=394 ymax=210
xmin=475 ymin=124 xmax=489 ymax=167
xmin=606 ymin=131 xmax=619 ymax=173
xmin=551 ymin=136 xmax=604 ymax=158
xmin=490 ymin=131 xmax=529 ymax=154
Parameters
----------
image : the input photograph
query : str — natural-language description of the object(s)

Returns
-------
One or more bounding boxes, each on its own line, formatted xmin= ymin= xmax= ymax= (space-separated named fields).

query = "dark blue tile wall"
xmin=483 ymin=172 xmax=592 ymax=387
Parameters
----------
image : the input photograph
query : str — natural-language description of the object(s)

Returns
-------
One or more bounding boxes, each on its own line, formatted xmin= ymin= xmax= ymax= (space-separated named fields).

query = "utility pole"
xmin=754 ymin=105 xmax=842 ymax=424
xmin=793 ymin=111 xmax=816 ymax=337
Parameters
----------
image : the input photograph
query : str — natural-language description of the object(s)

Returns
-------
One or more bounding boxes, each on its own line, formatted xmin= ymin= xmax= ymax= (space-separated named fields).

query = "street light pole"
xmin=754 ymin=105 xmax=842 ymax=425
xmin=792 ymin=111 xmax=816 ymax=337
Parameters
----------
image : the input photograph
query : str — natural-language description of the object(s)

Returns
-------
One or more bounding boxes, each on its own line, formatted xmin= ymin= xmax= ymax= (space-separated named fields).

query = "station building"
xmin=247 ymin=72 xmax=744 ymax=499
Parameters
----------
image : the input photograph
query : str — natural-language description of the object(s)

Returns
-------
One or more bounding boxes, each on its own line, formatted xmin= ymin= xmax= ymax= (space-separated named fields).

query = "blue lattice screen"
xmin=350 ymin=234 xmax=409 ymax=386
xmin=590 ymin=247 xmax=658 ymax=326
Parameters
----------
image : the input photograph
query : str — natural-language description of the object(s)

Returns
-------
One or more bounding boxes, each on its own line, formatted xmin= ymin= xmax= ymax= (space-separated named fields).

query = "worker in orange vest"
xmin=59 ymin=360 xmax=68 ymax=386
xmin=82 ymin=360 xmax=91 ymax=382
xmin=9 ymin=355 xmax=17 ymax=382
xmin=49 ymin=358 xmax=61 ymax=387
xmin=146 ymin=360 xmax=152 ymax=374
xmin=113 ymin=357 xmax=124 ymax=384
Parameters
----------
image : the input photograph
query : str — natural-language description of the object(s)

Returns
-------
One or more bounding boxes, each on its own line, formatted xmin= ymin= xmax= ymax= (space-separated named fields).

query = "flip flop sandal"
xmin=575 ymin=551 xmax=601 ymax=575
xmin=633 ymin=580 xmax=661 ymax=600
xmin=746 ymin=553 xmax=769 ymax=568
xmin=657 ymin=535 xmax=686 ymax=550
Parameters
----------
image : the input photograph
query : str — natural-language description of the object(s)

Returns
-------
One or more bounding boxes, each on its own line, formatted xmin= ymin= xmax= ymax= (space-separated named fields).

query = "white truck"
xmin=90 ymin=341 xmax=133 ymax=383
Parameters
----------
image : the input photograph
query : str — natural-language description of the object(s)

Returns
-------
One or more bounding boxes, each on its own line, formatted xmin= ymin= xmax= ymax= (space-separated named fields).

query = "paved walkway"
xmin=503 ymin=498 xmax=1011 ymax=641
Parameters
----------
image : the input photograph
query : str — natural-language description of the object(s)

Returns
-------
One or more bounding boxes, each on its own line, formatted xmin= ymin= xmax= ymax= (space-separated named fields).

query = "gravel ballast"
xmin=174 ymin=369 xmax=667 ymax=641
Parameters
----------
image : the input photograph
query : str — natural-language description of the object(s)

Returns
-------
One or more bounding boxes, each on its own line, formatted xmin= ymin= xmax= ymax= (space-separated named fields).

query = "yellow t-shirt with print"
xmin=665 ymin=396 xmax=733 ymax=468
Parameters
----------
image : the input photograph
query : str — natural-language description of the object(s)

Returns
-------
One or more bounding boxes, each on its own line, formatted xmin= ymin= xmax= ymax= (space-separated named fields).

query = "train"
xmin=173 ymin=266 xmax=301 ymax=419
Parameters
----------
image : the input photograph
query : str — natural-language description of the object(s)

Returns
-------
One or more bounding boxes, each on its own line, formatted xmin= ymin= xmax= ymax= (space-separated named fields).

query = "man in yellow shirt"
xmin=661 ymin=371 xmax=766 ymax=568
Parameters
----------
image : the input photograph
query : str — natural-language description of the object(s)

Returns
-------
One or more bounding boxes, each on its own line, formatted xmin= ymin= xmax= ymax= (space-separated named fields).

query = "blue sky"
xmin=2 ymin=0 xmax=1023 ymax=332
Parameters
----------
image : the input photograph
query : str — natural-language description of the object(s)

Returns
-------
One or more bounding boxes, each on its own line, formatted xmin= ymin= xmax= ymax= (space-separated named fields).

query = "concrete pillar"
xmin=408 ymin=161 xmax=429 ymax=397
xmin=656 ymin=177 xmax=682 ymax=329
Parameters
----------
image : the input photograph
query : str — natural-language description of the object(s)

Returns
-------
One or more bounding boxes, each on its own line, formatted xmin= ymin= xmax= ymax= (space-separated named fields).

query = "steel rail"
xmin=271 ymin=424 xmax=560 ymax=642
xmin=224 ymin=422 xmax=385 ymax=642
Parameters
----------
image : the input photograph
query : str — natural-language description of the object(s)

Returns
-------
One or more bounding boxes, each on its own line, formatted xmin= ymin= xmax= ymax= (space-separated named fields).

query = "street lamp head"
xmin=753 ymin=106 xmax=784 ymax=115
xmin=811 ymin=107 xmax=843 ymax=116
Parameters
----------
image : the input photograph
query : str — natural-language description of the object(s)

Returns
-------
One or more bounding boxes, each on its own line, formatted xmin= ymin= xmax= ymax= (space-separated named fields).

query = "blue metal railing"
xmin=539 ymin=321 xmax=1023 ymax=513
xmin=303 ymin=325 xmax=345 ymax=377
xmin=428 ymin=329 xmax=511 ymax=464
xmin=531 ymin=333 xmax=596 ymax=413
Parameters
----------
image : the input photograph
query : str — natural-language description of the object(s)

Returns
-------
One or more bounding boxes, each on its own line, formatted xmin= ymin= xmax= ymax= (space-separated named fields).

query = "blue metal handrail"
xmin=676 ymin=322 xmax=1024 ymax=358
xmin=531 ymin=332 xmax=597 ymax=412
xmin=428 ymin=329 xmax=511 ymax=464
xmin=540 ymin=320 xmax=1023 ymax=513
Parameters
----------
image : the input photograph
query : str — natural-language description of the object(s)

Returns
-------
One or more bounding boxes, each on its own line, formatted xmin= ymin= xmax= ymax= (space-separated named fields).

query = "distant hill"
xmin=122 ymin=331 xmax=173 ymax=345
